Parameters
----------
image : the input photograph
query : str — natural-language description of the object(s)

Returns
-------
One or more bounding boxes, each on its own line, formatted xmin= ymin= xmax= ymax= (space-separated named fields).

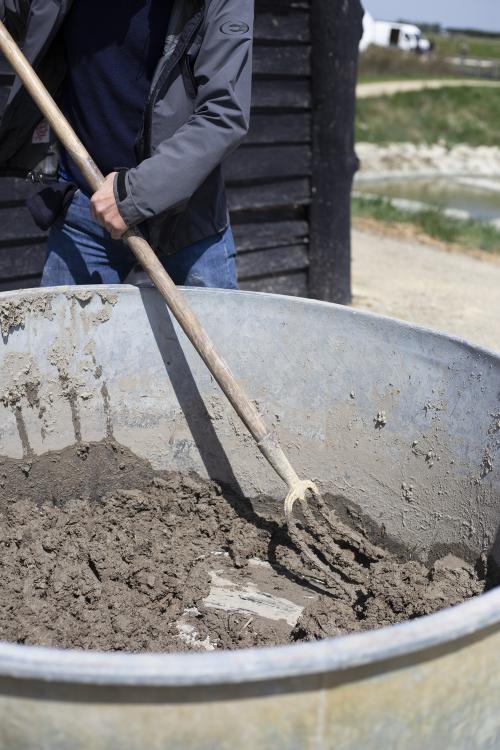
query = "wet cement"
xmin=0 ymin=443 xmax=486 ymax=652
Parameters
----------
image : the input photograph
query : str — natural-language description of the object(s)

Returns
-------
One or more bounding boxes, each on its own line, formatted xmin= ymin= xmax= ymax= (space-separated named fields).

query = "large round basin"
xmin=0 ymin=286 xmax=499 ymax=749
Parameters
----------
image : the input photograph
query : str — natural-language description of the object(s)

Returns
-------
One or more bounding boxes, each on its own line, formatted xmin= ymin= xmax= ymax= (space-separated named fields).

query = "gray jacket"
xmin=0 ymin=0 xmax=254 ymax=253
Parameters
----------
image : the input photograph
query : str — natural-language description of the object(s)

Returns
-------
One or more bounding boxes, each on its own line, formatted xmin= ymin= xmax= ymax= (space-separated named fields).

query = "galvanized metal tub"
xmin=0 ymin=285 xmax=499 ymax=750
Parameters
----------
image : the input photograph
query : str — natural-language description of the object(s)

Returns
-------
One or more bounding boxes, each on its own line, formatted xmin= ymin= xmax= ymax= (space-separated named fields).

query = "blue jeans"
xmin=40 ymin=186 xmax=238 ymax=289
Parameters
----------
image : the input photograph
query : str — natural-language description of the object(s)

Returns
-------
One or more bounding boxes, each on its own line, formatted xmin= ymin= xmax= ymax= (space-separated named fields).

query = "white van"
xmin=360 ymin=13 xmax=432 ymax=53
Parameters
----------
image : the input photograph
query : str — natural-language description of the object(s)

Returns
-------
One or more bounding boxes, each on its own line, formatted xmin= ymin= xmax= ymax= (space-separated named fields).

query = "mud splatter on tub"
xmin=0 ymin=294 xmax=54 ymax=339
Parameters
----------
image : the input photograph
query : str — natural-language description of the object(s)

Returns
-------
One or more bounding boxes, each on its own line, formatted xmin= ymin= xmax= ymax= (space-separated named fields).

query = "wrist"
xmin=112 ymin=168 xmax=145 ymax=227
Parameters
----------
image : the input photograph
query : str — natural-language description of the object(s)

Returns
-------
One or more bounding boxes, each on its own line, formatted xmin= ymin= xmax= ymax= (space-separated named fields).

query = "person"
xmin=0 ymin=0 xmax=254 ymax=288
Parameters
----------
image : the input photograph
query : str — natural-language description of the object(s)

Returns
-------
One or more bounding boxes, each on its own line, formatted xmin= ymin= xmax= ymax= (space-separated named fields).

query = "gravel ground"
xmin=356 ymin=142 xmax=500 ymax=178
xmin=352 ymin=227 xmax=500 ymax=353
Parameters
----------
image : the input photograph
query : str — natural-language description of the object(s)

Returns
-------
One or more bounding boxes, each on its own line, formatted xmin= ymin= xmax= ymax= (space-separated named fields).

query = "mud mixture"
xmin=0 ymin=445 xmax=485 ymax=652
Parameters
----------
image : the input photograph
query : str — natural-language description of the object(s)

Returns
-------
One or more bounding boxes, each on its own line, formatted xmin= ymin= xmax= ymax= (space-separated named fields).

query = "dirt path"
xmin=351 ymin=227 xmax=500 ymax=353
xmin=356 ymin=78 xmax=500 ymax=98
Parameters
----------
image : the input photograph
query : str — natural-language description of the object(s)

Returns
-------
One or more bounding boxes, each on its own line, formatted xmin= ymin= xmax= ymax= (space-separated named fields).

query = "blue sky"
xmin=364 ymin=0 xmax=500 ymax=33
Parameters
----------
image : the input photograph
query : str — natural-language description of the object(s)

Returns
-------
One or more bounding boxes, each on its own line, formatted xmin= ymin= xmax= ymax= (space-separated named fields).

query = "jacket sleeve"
xmin=0 ymin=0 xmax=31 ymax=42
xmin=114 ymin=0 xmax=254 ymax=227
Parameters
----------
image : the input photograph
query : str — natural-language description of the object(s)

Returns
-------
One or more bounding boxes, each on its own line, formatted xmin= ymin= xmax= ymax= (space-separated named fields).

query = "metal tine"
xmin=299 ymin=501 xmax=369 ymax=586
xmin=305 ymin=488 xmax=388 ymax=565
xmin=286 ymin=516 xmax=358 ymax=599
xmin=283 ymin=483 xmax=385 ymax=585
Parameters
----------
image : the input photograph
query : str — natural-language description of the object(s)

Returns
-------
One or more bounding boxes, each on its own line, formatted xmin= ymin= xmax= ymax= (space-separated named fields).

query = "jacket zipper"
xmin=139 ymin=6 xmax=205 ymax=161
xmin=181 ymin=56 xmax=198 ymax=99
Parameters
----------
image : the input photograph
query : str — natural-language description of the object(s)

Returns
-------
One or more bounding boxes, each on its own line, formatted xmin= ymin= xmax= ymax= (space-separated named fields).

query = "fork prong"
xmin=298 ymin=485 xmax=387 ymax=563
xmin=284 ymin=483 xmax=376 ymax=587
xmin=297 ymin=501 xmax=368 ymax=586
xmin=286 ymin=515 xmax=357 ymax=598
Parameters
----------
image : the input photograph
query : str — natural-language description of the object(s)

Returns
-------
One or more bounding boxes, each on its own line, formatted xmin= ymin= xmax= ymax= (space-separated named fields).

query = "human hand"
xmin=90 ymin=172 xmax=128 ymax=240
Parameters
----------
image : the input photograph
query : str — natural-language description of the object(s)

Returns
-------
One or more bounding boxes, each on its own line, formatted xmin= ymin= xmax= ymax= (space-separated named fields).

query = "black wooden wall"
xmin=229 ymin=0 xmax=311 ymax=296
xmin=0 ymin=53 xmax=48 ymax=292
xmin=0 ymin=0 xmax=362 ymax=299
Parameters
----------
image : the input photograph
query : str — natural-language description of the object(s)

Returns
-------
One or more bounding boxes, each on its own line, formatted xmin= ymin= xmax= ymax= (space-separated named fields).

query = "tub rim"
xmin=0 ymin=285 xmax=499 ymax=687
xmin=0 ymin=283 xmax=498 ymax=360
xmin=0 ymin=588 xmax=499 ymax=687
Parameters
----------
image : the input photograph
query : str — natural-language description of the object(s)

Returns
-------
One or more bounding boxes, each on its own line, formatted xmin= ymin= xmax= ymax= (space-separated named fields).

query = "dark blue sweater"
xmin=60 ymin=0 xmax=172 ymax=193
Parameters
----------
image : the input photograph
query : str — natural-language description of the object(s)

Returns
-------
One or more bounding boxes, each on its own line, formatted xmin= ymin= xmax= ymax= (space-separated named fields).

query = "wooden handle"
xmin=0 ymin=20 xmax=271 ymax=446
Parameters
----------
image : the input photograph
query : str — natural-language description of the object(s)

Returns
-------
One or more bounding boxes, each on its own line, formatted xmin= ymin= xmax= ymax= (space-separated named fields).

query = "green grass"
xmin=358 ymin=45 xmax=456 ymax=79
xmin=352 ymin=196 xmax=500 ymax=254
xmin=429 ymin=33 xmax=500 ymax=61
xmin=356 ymin=86 xmax=500 ymax=147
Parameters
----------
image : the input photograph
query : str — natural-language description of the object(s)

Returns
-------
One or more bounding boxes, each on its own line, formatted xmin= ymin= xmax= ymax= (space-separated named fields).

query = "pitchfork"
xmin=0 ymin=19 xmax=354 ymax=586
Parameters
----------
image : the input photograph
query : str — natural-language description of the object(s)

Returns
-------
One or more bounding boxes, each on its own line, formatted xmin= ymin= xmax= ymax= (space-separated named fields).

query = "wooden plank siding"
xmin=232 ymin=0 xmax=312 ymax=293
xmin=0 ymin=1 xmax=314 ymax=294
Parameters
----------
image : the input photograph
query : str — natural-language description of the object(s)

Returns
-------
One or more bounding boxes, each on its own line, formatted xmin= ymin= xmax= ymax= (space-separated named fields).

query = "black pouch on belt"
xmin=26 ymin=181 xmax=78 ymax=231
